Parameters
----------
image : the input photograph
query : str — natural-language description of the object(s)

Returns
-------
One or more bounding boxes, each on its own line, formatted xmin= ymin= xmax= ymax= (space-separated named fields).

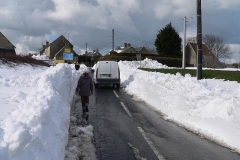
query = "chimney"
xmin=128 ymin=43 xmax=131 ymax=47
xmin=46 ymin=41 xmax=49 ymax=46
xmin=124 ymin=43 xmax=127 ymax=48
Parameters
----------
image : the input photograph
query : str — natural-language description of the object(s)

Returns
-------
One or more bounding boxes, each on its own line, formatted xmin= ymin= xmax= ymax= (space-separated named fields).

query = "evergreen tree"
xmin=154 ymin=23 xmax=182 ymax=56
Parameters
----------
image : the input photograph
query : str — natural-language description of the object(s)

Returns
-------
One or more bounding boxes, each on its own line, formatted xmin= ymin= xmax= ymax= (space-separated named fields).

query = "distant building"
xmin=85 ymin=49 xmax=102 ymax=57
xmin=115 ymin=43 xmax=151 ymax=54
xmin=135 ymin=46 xmax=151 ymax=54
xmin=185 ymin=42 xmax=224 ymax=68
xmin=0 ymin=32 xmax=16 ymax=55
xmin=40 ymin=35 xmax=78 ymax=63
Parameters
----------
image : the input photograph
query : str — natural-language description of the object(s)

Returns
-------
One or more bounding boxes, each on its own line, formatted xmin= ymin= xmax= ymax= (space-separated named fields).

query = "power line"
xmin=98 ymin=42 xmax=112 ymax=49
xmin=114 ymin=29 xmax=154 ymax=45
xmin=88 ymin=42 xmax=112 ymax=50
xmin=202 ymin=22 xmax=230 ymax=35
xmin=188 ymin=18 xmax=236 ymax=36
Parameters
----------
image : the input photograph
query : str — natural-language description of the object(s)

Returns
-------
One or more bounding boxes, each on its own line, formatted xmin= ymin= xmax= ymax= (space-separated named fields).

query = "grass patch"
xmin=140 ymin=68 xmax=240 ymax=83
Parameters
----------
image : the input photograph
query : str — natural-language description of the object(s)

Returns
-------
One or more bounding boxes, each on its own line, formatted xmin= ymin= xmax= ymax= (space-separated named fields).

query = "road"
xmin=84 ymin=85 xmax=240 ymax=160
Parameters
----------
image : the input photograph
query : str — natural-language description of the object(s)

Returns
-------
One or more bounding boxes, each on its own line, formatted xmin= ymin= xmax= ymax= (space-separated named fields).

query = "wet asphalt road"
xmin=85 ymin=85 xmax=240 ymax=160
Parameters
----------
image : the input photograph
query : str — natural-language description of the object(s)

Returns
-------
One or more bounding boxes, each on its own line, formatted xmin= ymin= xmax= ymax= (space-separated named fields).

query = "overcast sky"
xmin=0 ymin=0 xmax=240 ymax=62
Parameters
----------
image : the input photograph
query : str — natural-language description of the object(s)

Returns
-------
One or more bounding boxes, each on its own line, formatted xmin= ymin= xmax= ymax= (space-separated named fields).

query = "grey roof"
xmin=93 ymin=50 xmax=102 ymax=56
xmin=86 ymin=52 xmax=93 ymax=56
xmin=121 ymin=46 xmax=138 ymax=53
xmin=135 ymin=47 xmax=143 ymax=52
xmin=85 ymin=50 xmax=102 ymax=57
xmin=188 ymin=42 xmax=214 ymax=56
xmin=0 ymin=32 xmax=15 ymax=49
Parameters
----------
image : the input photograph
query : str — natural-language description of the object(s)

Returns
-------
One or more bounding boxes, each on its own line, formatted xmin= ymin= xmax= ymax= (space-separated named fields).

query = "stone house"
xmin=185 ymin=42 xmax=224 ymax=68
xmin=40 ymin=35 xmax=78 ymax=63
xmin=0 ymin=32 xmax=16 ymax=55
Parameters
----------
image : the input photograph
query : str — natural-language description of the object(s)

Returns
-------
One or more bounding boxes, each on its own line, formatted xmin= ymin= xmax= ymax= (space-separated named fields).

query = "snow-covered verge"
xmin=119 ymin=59 xmax=240 ymax=153
xmin=0 ymin=62 xmax=96 ymax=160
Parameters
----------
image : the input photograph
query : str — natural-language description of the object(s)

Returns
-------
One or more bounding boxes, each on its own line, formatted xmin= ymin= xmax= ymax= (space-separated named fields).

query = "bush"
xmin=141 ymin=68 xmax=240 ymax=83
xmin=101 ymin=54 xmax=182 ymax=67
xmin=0 ymin=54 xmax=50 ymax=67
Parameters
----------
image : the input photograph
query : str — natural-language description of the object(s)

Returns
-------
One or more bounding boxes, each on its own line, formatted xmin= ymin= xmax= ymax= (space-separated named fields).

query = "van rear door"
xmin=98 ymin=62 xmax=111 ymax=79
xmin=110 ymin=62 xmax=119 ymax=79
xmin=96 ymin=61 xmax=119 ymax=83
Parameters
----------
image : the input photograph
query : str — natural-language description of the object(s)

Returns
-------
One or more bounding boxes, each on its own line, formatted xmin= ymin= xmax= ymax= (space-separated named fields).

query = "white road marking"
xmin=113 ymin=90 xmax=119 ymax=98
xmin=137 ymin=127 xmax=166 ymax=160
xmin=120 ymin=102 xmax=132 ymax=117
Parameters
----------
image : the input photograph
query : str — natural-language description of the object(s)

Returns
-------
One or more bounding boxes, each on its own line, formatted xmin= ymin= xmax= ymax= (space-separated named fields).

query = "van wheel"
xmin=94 ymin=83 xmax=99 ymax=88
xmin=116 ymin=84 xmax=120 ymax=89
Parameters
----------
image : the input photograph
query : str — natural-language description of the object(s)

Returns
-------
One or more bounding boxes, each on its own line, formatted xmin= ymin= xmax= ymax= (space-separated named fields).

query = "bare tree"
xmin=187 ymin=34 xmax=231 ymax=60
xmin=202 ymin=34 xmax=231 ymax=60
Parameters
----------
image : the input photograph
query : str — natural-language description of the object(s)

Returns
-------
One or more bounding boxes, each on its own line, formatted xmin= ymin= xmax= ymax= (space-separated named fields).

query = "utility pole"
xmin=197 ymin=0 xmax=202 ymax=80
xmin=112 ymin=29 xmax=114 ymax=51
xmin=182 ymin=17 xmax=186 ymax=69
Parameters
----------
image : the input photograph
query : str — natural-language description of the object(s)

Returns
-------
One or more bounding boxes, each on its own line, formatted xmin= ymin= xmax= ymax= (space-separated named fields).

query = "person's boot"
xmin=85 ymin=103 xmax=89 ymax=112
xmin=82 ymin=106 xmax=86 ymax=114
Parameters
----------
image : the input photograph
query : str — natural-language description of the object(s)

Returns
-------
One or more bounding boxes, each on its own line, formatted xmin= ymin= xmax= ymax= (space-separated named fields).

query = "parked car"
xmin=93 ymin=61 xmax=120 ymax=89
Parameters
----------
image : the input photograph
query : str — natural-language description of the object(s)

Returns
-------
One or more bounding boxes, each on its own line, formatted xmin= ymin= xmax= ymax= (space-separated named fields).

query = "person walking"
xmin=75 ymin=62 xmax=80 ymax=70
xmin=76 ymin=67 xmax=93 ymax=114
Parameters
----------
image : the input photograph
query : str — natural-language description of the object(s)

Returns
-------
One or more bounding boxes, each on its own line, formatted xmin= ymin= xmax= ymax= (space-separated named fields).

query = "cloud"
xmin=214 ymin=0 xmax=240 ymax=9
xmin=46 ymin=0 xmax=84 ymax=21
xmin=0 ymin=0 xmax=239 ymax=57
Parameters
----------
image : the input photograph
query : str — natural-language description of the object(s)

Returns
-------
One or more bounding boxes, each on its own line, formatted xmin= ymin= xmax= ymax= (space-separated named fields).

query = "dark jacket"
xmin=76 ymin=73 xmax=93 ymax=96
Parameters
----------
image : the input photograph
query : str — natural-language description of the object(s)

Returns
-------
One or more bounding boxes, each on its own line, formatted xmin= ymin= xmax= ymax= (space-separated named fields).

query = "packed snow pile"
xmin=32 ymin=54 xmax=49 ymax=60
xmin=65 ymin=115 xmax=96 ymax=160
xmin=0 ymin=63 xmax=95 ymax=159
xmin=119 ymin=58 xmax=240 ymax=152
xmin=118 ymin=58 xmax=170 ymax=69
xmin=32 ymin=54 xmax=54 ymax=65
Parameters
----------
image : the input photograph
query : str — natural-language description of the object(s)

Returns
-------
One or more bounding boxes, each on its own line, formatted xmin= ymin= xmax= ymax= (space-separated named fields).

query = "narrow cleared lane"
xmin=82 ymin=86 xmax=240 ymax=160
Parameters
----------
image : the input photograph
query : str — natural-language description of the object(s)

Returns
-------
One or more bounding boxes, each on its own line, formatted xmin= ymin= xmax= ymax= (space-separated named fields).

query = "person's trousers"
xmin=81 ymin=96 xmax=89 ymax=111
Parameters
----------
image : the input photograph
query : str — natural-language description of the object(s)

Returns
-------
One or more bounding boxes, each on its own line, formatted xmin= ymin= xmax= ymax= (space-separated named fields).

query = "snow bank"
xmin=0 ymin=64 xmax=76 ymax=159
xmin=120 ymin=58 xmax=240 ymax=152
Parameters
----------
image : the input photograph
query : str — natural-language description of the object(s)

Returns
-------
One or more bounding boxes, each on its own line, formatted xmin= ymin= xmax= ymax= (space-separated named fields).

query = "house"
xmin=40 ymin=35 xmax=78 ymax=63
xmin=135 ymin=46 xmax=151 ymax=54
xmin=121 ymin=43 xmax=138 ymax=53
xmin=93 ymin=49 xmax=102 ymax=57
xmin=0 ymin=32 xmax=16 ymax=55
xmin=85 ymin=49 xmax=102 ymax=57
xmin=115 ymin=43 xmax=151 ymax=54
xmin=185 ymin=42 xmax=224 ymax=68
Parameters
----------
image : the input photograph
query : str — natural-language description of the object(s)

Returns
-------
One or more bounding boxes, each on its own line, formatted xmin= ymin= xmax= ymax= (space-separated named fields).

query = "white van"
xmin=93 ymin=61 xmax=120 ymax=89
